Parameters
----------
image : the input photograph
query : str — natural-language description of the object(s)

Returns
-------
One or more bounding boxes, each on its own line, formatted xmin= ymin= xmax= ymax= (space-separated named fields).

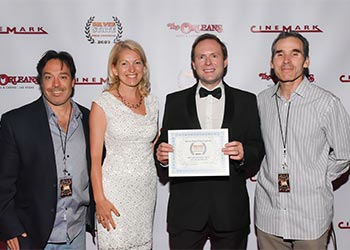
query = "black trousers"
xmin=169 ymin=223 xmax=249 ymax=250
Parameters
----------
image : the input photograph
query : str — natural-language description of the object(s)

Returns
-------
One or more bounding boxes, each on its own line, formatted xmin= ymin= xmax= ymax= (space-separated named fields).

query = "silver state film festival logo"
xmin=85 ymin=16 xmax=123 ymax=44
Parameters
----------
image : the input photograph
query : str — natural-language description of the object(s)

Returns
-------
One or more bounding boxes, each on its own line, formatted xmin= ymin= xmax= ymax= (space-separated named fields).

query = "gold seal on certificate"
xmin=168 ymin=129 xmax=229 ymax=177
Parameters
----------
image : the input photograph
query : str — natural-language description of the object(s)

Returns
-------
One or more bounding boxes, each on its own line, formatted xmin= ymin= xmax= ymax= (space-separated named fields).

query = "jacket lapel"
xmin=79 ymin=105 xmax=91 ymax=171
xmin=32 ymin=97 xmax=57 ymax=173
xmin=221 ymin=82 xmax=234 ymax=129
xmin=187 ymin=84 xmax=201 ymax=129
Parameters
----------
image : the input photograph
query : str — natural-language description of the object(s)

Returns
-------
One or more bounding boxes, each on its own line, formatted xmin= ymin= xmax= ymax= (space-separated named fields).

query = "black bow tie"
xmin=199 ymin=87 xmax=222 ymax=99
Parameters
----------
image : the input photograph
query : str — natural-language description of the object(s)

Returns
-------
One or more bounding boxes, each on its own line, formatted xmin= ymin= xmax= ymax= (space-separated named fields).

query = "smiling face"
xmin=111 ymin=48 xmax=144 ymax=89
xmin=271 ymin=36 xmax=310 ymax=85
xmin=41 ymin=59 xmax=74 ymax=109
xmin=191 ymin=39 xmax=228 ymax=89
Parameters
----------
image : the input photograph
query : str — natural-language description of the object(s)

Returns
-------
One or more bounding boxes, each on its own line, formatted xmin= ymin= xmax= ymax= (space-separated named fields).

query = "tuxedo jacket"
xmin=0 ymin=97 xmax=95 ymax=249
xmin=156 ymin=82 xmax=264 ymax=232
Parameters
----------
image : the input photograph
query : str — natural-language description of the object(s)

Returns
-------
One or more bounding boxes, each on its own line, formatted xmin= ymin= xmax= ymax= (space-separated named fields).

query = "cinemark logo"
xmin=251 ymin=25 xmax=323 ymax=33
xmin=75 ymin=77 xmax=107 ymax=85
xmin=0 ymin=26 xmax=48 ymax=35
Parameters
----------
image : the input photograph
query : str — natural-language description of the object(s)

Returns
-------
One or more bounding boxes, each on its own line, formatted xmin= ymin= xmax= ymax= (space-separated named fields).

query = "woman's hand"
xmin=96 ymin=198 xmax=120 ymax=231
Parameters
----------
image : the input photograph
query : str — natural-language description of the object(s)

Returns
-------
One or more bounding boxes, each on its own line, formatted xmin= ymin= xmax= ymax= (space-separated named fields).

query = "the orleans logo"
xmin=85 ymin=16 xmax=123 ymax=44
xmin=168 ymin=22 xmax=223 ymax=34
xmin=0 ymin=74 xmax=37 ymax=86
xmin=340 ymin=74 xmax=350 ymax=83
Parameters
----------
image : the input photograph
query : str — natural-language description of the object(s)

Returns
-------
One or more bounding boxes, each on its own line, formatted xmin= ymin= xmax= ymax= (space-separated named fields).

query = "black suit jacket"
xmin=0 ymin=97 xmax=95 ymax=249
xmin=156 ymin=82 xmax=264 ymax=232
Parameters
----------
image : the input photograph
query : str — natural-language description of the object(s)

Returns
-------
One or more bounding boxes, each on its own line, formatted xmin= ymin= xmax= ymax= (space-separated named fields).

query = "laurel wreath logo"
xmin=85 ymin=16 xmax=95 ymax=44
xmin=85 ymin=16 xmax=123 ymax=44
xmin=112 ymin=16 xmax=123 ymax=43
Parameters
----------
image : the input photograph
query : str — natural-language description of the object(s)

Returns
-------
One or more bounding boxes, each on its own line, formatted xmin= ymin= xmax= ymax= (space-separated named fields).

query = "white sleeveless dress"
xmin=94 ymin=91 xmax=158 ymax=250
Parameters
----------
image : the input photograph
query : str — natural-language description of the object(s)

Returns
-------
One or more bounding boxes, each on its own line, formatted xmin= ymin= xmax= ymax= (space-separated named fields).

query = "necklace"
xmin=116 ymin=89 xmax=144 ymax=109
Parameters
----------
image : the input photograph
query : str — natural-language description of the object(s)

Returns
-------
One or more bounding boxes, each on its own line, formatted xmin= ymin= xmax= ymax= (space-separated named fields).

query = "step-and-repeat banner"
xmin=1 ymin=0 xmax=349 ymax=249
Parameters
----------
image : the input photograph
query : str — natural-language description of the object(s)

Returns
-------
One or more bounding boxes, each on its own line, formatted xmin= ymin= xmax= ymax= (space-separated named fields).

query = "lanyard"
xmin=56 ymin=105 xmax=72 ymax=176
xmin=275 ymin=95 xmax=291 ymax=167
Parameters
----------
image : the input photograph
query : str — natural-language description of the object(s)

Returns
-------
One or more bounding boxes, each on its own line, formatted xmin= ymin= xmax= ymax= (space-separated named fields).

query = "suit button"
xmin=50 ymin=208 xmax=55 ymax=213
xmin=53 ymin=184 xmax=57 ymax=188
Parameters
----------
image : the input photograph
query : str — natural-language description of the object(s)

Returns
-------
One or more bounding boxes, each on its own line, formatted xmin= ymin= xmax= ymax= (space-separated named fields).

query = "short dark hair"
xmin=191 ymin=33 xmax=228 ymax=80
xmin=271 ymin=31 xmax=309 ymax=59
xmin=36 ymin=50 xmax=76 ymax=85
xmin=270 ymin=31 xmax=310 ymax=83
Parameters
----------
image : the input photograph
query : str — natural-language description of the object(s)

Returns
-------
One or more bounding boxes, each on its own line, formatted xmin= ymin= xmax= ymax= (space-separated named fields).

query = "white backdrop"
xmin=1 ymin=0 xmax=349 ymax=249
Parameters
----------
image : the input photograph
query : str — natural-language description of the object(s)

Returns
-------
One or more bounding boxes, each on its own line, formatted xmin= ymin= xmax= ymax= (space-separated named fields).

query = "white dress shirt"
xmin=196 ymin=82 xmax=225 ymax=129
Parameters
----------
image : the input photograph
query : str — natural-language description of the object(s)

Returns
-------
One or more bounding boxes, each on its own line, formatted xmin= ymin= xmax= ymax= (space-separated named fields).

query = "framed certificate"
xmin=168 ymin=129 xmax=229 ymax=177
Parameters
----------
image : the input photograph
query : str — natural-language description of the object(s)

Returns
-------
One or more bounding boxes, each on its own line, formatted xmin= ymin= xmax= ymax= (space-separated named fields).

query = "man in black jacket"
xmin=155 ymin=34 xmax=264 ymax=249
xmin=0 ymin=50 xmax=95 ymax=249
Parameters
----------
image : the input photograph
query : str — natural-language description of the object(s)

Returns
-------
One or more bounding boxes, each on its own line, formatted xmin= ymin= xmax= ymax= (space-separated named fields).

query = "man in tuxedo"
xmin=155 ymin=33 xmax=265 ymax=249
xmin=0 ymin=50 xmax=95 ymax=249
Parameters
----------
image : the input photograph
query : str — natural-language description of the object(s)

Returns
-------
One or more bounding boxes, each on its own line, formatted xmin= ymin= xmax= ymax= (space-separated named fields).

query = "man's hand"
xmin=222 ymin=141 xmax=244 ymax=161
xmin=156 ymin=142 xmax=173 ymax=165
xmin=7 ymin=233 xmax=27 ymax=250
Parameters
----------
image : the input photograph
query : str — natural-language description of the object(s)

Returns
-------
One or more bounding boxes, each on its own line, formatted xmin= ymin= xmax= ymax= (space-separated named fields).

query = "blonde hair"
xmin=107 ymin=40 xmax=150 ymax=96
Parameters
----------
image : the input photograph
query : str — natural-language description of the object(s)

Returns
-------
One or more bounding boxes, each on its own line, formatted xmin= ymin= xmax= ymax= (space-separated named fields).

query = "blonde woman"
xmin=90 ymin=40 xmax=158 ymax=249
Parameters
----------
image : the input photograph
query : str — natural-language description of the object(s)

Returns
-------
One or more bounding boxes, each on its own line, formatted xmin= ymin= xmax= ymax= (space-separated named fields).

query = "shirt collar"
xmin=197 ymin=81 xmax=224 ymax=93
xmin=271 ymin=78 xmax=310 ymax=99
xmin=42 ymin=96 xmax=82 ymax=120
